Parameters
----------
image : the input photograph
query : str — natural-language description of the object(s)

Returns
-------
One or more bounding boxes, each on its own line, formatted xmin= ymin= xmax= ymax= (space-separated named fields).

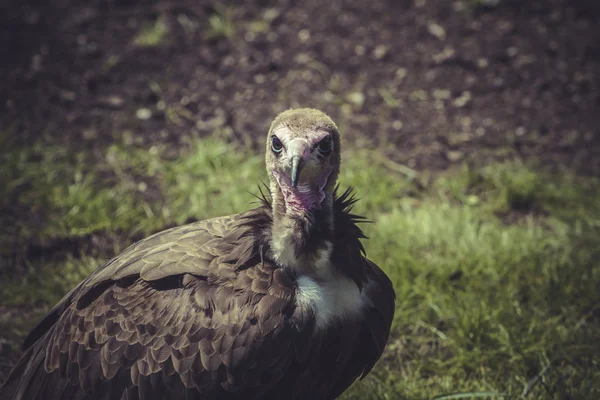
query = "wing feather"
xmin=1 ymin=227 xmax=300 ymax=400
xmin=3 ymin=190 xmax=396 ymax=400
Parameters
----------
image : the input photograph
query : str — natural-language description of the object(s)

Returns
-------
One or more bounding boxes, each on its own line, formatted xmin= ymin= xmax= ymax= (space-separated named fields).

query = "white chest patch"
xmin=295 ymin=274 xmax=364 ymax=330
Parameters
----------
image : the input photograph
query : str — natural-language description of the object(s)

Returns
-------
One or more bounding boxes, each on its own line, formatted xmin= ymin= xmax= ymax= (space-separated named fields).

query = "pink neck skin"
xmin=274 ymin=168 xmax=332 ymax=217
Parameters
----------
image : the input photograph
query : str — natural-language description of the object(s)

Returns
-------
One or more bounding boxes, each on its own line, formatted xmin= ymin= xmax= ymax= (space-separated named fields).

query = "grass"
xmin=0 ymin=141 xmax=159 ymax=248
xmin=1 ymin=137 xmax=599 ymax=399
xmin=132 ymin=16 xmax=169 ymax=47
xmin=205 ymin=5 xmax=235 ymax=40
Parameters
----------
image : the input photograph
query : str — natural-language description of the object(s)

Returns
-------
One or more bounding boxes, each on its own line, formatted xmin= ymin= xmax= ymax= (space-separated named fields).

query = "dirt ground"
xmin=1 ymin=0 xmax=600 ymax=384
xmin=2 ymin=0 xmax=600 ymax=172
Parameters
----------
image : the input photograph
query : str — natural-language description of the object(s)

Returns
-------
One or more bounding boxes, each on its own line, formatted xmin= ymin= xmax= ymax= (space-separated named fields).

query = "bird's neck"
xmin=269 ymin=180 xmax=335 ymax=277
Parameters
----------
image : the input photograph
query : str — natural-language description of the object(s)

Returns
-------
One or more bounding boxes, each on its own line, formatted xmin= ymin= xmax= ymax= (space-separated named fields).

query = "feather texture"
xmin=1 ymin=188 xmax=394 ymax=400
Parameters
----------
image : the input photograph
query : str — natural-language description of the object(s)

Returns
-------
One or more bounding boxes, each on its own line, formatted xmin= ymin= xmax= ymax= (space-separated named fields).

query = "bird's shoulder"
xmin=88 ymin=206 xmax=272 ymax=285
xmin=23 ymin=206 xmax=275 ymax=351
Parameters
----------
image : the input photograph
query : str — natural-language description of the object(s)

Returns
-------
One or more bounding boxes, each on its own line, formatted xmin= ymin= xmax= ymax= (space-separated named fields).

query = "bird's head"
xmin=266 ymin=108 xmax=341 ymax=216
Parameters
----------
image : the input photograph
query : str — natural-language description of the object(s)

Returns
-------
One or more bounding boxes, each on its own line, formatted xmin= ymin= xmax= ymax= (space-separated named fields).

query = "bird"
xmin=1 ymin=108 xmax=395 ymax=400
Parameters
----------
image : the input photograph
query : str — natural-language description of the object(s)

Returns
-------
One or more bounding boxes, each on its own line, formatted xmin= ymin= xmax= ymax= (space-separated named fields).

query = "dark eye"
xmin=317 ymin=136 xmax=332 ymax=155
xmin=271 ymin=136 xmax=283 ymax=153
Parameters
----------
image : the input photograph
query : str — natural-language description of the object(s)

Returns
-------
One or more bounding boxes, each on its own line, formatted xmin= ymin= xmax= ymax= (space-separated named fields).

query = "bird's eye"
xmin=317 ymin=136 xmax=332 ymax=155
xmin=271 ymin=136 xmax=283 ymax=153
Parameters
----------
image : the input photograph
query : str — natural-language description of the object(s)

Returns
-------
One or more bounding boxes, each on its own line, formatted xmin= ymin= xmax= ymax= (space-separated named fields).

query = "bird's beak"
xmin=288 ymin=139 xmax=308 ymax=188
xmin=290 ymin=155 xmax=302 ymax=187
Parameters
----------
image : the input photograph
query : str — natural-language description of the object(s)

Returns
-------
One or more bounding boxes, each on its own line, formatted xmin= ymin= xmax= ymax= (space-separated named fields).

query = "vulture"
xmin=1 ymin=108 xmax=395 ymax=400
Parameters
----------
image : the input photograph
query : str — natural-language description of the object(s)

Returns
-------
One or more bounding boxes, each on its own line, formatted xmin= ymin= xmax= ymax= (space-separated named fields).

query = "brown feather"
xmin=2 ymin=185 xmax=395 ymax=400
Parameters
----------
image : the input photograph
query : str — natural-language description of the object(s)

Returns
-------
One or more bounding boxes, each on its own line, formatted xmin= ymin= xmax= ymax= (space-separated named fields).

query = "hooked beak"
xmin=287 ymin=138 xmax=310 ymax=188
xmin=290 ymin=155 xmax=303 ymax=188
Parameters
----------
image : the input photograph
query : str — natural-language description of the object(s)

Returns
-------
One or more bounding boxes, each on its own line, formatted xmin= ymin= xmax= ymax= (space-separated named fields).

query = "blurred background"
xmin=1 ymin=0 xmax=599 ymax=398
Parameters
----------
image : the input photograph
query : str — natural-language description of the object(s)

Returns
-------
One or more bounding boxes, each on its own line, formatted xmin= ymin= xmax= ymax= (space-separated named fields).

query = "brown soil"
xmin=2 ymin=0 xmax=600 ymax=173
xmin=1 ymin=0 xmax=600 ymax=383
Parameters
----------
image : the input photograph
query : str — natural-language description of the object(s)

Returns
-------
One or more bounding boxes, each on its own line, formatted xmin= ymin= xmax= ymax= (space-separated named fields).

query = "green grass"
xmin=1 ymin=137 xmax=599 ymax=399
xmin=205 ymin=5 xmax=235 ymax=40
xmin=132 ymin=16 xmax=169 ymax=47
xmin=0 ymin=142 xmax=160 ymax=247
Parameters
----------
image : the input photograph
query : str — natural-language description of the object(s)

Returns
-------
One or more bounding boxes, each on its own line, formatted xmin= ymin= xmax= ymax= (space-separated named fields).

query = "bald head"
xmin=266 ymin=108 xmax=341 ymax=216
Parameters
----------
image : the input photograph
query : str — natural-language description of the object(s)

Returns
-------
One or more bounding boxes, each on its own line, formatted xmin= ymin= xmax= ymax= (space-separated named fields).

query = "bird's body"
xmin=1 ymin=109 xmax=395 ymax=400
